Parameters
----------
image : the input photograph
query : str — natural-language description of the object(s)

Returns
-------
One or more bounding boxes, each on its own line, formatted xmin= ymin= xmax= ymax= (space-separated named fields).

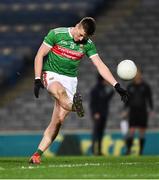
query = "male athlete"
xmin=29 ymin=17 xmax=128 ymax=164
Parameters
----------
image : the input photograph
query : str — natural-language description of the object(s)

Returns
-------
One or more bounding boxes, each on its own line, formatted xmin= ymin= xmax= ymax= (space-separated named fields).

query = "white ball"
xmin=117 ymin=60 xmax=137 ymax=80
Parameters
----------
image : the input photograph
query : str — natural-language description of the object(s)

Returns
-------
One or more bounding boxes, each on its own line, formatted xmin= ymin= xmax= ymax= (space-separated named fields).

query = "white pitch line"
xmin=48 ymin=162 xmax=101 ymax=168
xmin=83 ymin=173 xmax=159 ymax=178
xmin=0 ymin=161 xmax=159 ymax=171
xmin=0 ymin=162 xmax=105 ymax=171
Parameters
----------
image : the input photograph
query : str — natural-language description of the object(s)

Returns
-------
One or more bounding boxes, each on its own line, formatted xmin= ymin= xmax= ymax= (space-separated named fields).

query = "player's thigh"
xmin=48 ymin=81 xmax=67 ymax=99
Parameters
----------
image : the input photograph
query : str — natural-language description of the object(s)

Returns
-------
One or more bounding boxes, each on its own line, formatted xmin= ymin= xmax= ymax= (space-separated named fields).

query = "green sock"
xmin=36 ymin=149 xmax=43 ymax=156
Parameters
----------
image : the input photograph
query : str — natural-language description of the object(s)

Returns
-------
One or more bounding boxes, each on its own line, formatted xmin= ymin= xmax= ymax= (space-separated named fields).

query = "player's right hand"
xmin=34 ymin=79 xmax=44 ymax=98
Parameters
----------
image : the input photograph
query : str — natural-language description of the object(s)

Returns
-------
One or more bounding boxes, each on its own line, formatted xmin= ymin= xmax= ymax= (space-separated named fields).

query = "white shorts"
xmin=42 ymin=71 xmax=77 ymax=102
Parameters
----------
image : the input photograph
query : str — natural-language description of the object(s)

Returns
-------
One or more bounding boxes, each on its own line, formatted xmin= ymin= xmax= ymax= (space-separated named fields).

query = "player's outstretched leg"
xmin=73 ymin=92 xmax=84 ymax=117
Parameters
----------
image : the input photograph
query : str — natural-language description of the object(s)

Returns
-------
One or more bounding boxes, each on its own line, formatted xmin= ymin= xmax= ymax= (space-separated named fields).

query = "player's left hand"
xmin=34 ymin=78 xmax=44 ymax=98
xmin=114 ymin=83 xmax=129 ymax=103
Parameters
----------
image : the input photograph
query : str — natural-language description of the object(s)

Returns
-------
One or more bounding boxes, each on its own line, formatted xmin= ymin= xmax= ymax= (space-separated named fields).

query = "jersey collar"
xmin=68 ymin=27 xmax=73 ymax=38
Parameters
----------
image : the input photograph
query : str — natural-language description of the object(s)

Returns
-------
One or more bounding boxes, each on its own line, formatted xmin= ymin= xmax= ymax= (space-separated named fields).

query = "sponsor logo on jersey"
xmin=51 ymin=45 xmax=84 ymax=60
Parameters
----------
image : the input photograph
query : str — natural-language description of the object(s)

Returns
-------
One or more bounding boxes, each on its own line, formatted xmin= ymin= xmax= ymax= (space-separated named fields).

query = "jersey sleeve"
xmin=85 ymin=40 xmax=98 ymax=58
xmin=43 ymin=29 xmax=56 ymax=48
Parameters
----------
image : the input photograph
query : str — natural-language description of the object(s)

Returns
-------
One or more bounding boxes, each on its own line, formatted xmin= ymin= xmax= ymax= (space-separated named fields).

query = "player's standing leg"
xmin=29 ymin=100 xmax=69 ymax=164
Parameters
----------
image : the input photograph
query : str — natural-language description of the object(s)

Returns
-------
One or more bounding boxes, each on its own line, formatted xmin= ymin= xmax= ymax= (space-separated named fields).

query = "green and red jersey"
xmin=43 ymin=27 xmax=97 ymax=77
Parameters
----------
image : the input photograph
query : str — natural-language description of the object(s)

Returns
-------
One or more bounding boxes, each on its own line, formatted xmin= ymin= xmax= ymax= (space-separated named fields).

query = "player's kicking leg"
xmin=48 ymin=81 xmax=84 ymax=117
xmin=29 ymin=100 xmax=70 ymax=164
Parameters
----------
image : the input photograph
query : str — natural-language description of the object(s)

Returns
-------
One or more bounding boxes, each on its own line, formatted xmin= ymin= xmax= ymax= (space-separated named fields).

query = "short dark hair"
xmin=79 ymin=17 xmax=96 ymax=36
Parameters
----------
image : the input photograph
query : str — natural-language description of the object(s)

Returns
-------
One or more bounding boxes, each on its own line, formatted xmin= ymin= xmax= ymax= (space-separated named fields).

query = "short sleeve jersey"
xmin=43 ymin=27 xmax=97 ymax=77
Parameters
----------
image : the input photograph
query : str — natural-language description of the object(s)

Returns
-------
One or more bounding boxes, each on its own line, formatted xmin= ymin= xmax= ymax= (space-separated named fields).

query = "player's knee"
xmin=57 ymin=88 xmax=67 ymax=98
xmin=51 ymin=88 xmax=66 ymax=100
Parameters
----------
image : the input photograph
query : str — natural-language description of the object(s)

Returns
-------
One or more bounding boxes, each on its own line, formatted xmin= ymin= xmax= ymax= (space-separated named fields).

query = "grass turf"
xmin=0 ymin=156 xmax=159 ymax=179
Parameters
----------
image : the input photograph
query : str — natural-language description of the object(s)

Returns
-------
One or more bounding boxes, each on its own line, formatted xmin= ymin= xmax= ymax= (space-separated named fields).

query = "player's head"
xmin=79 ymin=17 xmax=96 ymax=36
xmin=73 ymin=17 xmax=96 ymax=42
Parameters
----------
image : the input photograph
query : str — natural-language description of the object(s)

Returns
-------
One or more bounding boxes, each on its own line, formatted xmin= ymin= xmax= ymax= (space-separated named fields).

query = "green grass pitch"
xmin=0 ymin=156 xmax=159 ymax=179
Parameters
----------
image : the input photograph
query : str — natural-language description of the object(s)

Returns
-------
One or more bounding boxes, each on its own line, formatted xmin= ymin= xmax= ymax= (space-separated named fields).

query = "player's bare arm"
xmin=34 ymin=43 xmax=51 ymax=98
xmin=34 ymin=43 xmax=51 ymax=78
xmin=91 ymin=54 xmax=117 ymax=86
xmin=91 ymin=54 xmax=128 ymax=103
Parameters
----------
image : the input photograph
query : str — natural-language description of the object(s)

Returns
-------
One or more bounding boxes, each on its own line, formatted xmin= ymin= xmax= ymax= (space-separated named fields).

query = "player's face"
xmin=73 ymin=24 xmax=88 ymax=42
